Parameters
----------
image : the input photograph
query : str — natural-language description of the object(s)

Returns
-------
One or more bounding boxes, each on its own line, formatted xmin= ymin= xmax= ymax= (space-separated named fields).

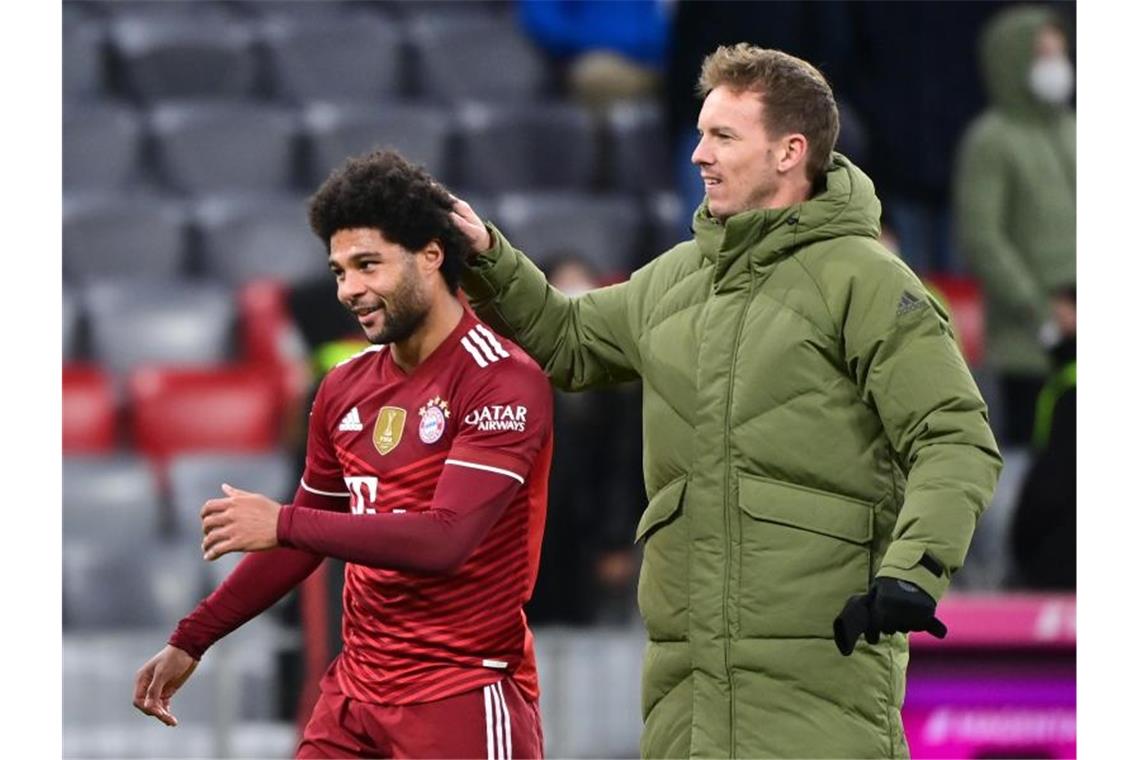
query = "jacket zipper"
xmin=721 ymin=269 xmax=756 ymax=757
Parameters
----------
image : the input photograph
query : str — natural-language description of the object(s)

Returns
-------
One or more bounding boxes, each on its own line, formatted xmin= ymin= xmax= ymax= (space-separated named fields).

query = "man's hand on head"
xmin=200 ymin=484 xmax=282 ymax=561
xmin=449 ymin=195 xmax=492 ymax=256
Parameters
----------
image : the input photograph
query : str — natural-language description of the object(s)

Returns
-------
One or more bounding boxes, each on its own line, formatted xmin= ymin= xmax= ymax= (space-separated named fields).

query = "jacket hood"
xmin=980 ymin=6 xmax=1068 ymax=119
xmin=692 ymin=153 xmax=881 ymax=265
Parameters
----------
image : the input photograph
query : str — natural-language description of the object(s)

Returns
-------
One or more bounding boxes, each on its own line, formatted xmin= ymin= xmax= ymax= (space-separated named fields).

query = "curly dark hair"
xmin=307 ymin=149 xmax=470 ymax=293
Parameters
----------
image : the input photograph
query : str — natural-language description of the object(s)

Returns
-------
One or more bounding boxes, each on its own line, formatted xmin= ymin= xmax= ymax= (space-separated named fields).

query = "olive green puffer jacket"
xmin=463 ymin=154 xmax=1002 ymax=758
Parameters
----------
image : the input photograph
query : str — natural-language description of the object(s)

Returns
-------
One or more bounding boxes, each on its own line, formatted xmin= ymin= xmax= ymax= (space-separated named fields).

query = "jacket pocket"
xmin=636 ymin=475 xmax=689 ymax=641
xmin=736 ymin=471 xmax=873 ymax=638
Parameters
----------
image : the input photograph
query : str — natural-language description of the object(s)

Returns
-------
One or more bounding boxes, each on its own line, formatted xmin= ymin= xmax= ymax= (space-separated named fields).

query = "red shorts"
xmin=297 ymin=670 xmax=543 ymax=759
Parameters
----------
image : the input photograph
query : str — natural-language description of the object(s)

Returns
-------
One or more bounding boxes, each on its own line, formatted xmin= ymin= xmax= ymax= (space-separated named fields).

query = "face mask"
xmin=1028 ymin=55 xmax=1074 ymax=105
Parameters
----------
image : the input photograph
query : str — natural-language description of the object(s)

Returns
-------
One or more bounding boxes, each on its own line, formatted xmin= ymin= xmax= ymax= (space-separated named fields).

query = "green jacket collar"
xmin=692 ymin=153 xmax=882 ymax=282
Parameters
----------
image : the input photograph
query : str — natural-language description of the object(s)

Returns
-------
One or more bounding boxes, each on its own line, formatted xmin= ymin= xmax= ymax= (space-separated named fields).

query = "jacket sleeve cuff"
xmin=460 ymin=223 xmax=518 ymax=303
xmin=876 ymin=540 xmax=951 ymax=601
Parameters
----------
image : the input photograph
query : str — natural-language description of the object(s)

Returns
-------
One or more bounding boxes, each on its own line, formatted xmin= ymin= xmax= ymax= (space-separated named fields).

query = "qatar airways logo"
xmin=463 ymin=404 xmax=528 ymax=432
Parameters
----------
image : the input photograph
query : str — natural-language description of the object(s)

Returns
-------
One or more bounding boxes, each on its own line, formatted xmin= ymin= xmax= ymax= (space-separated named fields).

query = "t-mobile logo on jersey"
xmin=344 ymin=476 xmax=379 ymax=515
xmin=463 ymin=404 xmax=528 ymax=432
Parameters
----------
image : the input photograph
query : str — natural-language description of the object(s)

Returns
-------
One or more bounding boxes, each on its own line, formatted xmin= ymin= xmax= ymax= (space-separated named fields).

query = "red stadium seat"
xmin=128 ymin=365 xmax=280 ymax=461
xmin=63 ymin=364 xmax=117 ymax=453
xmin=925 ymin=274 xmax=986 ymax=368
xmin=238 ymin=278 xmax=310 ymax=414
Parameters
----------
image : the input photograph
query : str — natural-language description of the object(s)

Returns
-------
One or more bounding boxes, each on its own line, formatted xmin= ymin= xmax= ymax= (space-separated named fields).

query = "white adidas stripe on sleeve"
xmin=300 ymin=478 xmax=350 ymax=498
xmin=461 ymin=336 xmax=490 ymax=368
xmin=475 ymin=324 xmax=511 ymax=359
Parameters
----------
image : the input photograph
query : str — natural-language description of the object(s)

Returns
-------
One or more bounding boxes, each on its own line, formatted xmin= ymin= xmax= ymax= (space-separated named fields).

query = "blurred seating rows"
xmin=64 ymin=188 xmax=683 ymax=285
xmin=65 ymin=98 xmax=671 ymax=199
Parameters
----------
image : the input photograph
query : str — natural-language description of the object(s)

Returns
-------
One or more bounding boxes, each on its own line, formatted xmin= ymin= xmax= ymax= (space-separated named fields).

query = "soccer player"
xmin=133 ymin=150 xmax=552 ymax=759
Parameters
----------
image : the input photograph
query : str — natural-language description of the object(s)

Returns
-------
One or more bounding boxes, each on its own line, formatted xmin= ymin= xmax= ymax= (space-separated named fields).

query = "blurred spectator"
xmin=953 ymin=5 xmax=1076 ymax=446
xmin=526 ymin=254 xmax=645 ymax=626
xmin=518 ymin=0 xmax=667 ymax=110
xmin=1009 ymin=284 xmax=1075 ymax=589
xmin=663 ymin=1 xmax=857 ymax=229
xmin=846 ymin=1 xmax=1014 ymax=274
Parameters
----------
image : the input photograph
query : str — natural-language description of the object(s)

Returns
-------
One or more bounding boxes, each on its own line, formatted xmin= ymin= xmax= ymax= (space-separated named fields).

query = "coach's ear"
xmin=417 ymin=239 xmax=445 ymax=278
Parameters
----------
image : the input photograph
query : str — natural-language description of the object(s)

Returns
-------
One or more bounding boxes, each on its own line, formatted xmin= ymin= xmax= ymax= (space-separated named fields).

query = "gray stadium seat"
xmin=150 ymin=100 xmax=298 ymax=193
xmin=605 ymin=100 xmax=671 ymax=193
xmin=63 ymin=540 xmax=205 ymax=630
xmin=63 ymin=285 xmax=82 ymax=360
xmin=109 ymin=14 xmax=257 ymax=100
xmin=454 ymin=102 xmax=597 ymax=193
xmin=83 ymin=278 xmax=237 ymax=375
xmin=63 ymin=101 xmax=144 ymax=191
xmin=303 ymin=101 xmax=452 ymax=186
xmin=167 ymin=450 xmax=295 ymax=538
xmin=63 ymin=454 xmax=164 ymax=545
xmin=63 ymin=10 xmax=105 ymax=97
xmin=647 ymin=191 xmax=688 ymax=263
xmin=63 ymin=195 xmax=188 ymax=281
xmin=195 ymin=194 xmax=328 ymax=284
xmin=408 ymin=15 xmax=548 ymax=102
xmin=262 ymin=13 xmax=405 ymax=102
xmin=494 ymin=192 xmax=643 ymax=274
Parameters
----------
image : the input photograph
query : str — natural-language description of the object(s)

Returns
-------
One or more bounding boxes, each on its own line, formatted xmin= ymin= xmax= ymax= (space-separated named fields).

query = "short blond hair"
xmin=698 ymin=43 xmax=839 ymax=182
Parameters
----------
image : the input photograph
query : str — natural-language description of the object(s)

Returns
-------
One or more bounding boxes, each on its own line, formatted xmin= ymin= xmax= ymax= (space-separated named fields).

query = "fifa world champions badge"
xmin=418 ymin=396 xmax=450 ymax=444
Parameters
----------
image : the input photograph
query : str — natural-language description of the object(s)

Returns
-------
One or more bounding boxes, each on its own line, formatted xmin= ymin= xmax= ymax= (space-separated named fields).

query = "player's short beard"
xmin=368 ymin=258 xmax=430 ymax=345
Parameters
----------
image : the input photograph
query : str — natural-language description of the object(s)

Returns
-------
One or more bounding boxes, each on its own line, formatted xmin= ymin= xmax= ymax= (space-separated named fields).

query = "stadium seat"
xmin=128 ymin=365 xmax=281 ymax=461
xmin=63 ymin=454 xmax=162 ymax=544
xmin=63 ymin=101 xmax=144 ymax=191
xmin=303 ymin=101 xmax=452 ymax=187
xmin=168 ymin=450 xmax=295 ymax=537
xmin=454 ymin=102 xmax=598 ymax=193
xmin=150 ymin=100 xmax=298 ymax=194
xmin=494 ymin=192 xmax=644 ymax=275
xmin=604 ymin=101 xmax=671 ymax=193
xmin=63 ymin=9 xmax=105 ymax=97
xmin=261 ymin=12 xmax=405 ymax=102
xmin=195 ymin=194 xmax=327 ymax=285
xmin=62 ymin=539 xmax=204 ymax=629
xmin=408 ymin=14 xmax=548 ymax=102
xmin=109 ymin=14 xmax=257 ymax=100
xmin=63 ymin=365 xmax=117 ymax=453
xmin=646 ymin=191 xmax=688 ymax=264
xmin=238 ymin=279 xmax=312 ymax=413
xmin=63 ymin=285 xmax=82 ymax=360
xmin=63 ymin=195 xmax=188 ymax=281
xmin=83 ymin=278 xmax=236 ymax=375
xmin=924 ymin=274 xmax=986 ymax=368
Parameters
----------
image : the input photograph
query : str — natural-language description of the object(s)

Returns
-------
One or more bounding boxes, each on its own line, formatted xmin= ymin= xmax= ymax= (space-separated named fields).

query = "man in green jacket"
xmin=953 ymin=6 xmax=1076 ymax=446
xmin=453 ymin=44 xmax=1002 ymax=758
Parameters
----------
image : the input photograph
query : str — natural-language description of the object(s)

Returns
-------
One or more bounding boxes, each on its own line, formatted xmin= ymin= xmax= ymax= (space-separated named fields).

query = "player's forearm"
xmin=168 ymin=547 xmax=321 ymax=660
xmin=169 ymin=483 xmax=345 ymax=659
xmin=278 ymin=467 xmax=519 ymax=574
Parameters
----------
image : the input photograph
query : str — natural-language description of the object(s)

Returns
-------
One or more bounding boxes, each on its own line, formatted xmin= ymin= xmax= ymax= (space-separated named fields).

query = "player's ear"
xmin=417 ymin=239 xmax=445 ymax=277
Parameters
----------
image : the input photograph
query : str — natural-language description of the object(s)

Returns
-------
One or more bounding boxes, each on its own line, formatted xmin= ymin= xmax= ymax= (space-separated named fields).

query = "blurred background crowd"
xmin=62 ymin=1 xmax=1076 ymax=757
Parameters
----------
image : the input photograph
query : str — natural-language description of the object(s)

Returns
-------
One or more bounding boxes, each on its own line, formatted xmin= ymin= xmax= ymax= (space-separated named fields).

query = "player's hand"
xmin=833 ymin=577 xmax=947 ymax=656
xmin=449 ymin=194 xmax=492 ymax=255
xmin=133 ymin=645 xmax=198 ymax=726
xmin=200 ymin=483 xmax=281 ymax=561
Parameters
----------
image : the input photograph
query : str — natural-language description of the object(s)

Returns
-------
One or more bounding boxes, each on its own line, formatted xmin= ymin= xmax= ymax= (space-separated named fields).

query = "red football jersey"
xmin=301 ymin=310 xmax=553 ymax=705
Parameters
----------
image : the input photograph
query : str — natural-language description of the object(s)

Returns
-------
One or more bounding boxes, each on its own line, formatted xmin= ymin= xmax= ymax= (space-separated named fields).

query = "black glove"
xmin=833 ymin=577 xmax=947 ymax=656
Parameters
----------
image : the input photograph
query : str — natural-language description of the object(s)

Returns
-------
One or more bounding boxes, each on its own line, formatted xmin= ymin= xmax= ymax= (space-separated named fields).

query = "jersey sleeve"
xmin=300 ymin=376 xmax=349 ymax=498
xmin=447 ymin=357 xmax=553 ymax=484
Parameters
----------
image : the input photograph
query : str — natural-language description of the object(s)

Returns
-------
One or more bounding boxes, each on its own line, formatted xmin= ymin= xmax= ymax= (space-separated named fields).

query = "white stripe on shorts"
xmin=484 ymin=685 xmax=496 ymax=758
xmin=495 ymin=681 xmax=513 ymax=760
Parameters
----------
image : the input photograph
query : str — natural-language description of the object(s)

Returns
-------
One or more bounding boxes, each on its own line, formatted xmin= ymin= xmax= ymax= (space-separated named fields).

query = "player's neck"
xmin=390 ymin=295 xmax=465 ymax=373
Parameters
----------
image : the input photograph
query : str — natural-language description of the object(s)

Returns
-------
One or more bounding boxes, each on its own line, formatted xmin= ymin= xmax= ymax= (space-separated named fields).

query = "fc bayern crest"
xmin=418 ymin=396 xmax=450 ymax=444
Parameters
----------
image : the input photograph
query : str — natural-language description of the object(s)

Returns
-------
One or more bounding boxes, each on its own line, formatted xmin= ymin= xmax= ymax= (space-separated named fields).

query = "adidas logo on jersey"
xmin=460 ymin=324 xmax=510 ymax=368
xmin=339 ymin=406 xmax=363 ymax=432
